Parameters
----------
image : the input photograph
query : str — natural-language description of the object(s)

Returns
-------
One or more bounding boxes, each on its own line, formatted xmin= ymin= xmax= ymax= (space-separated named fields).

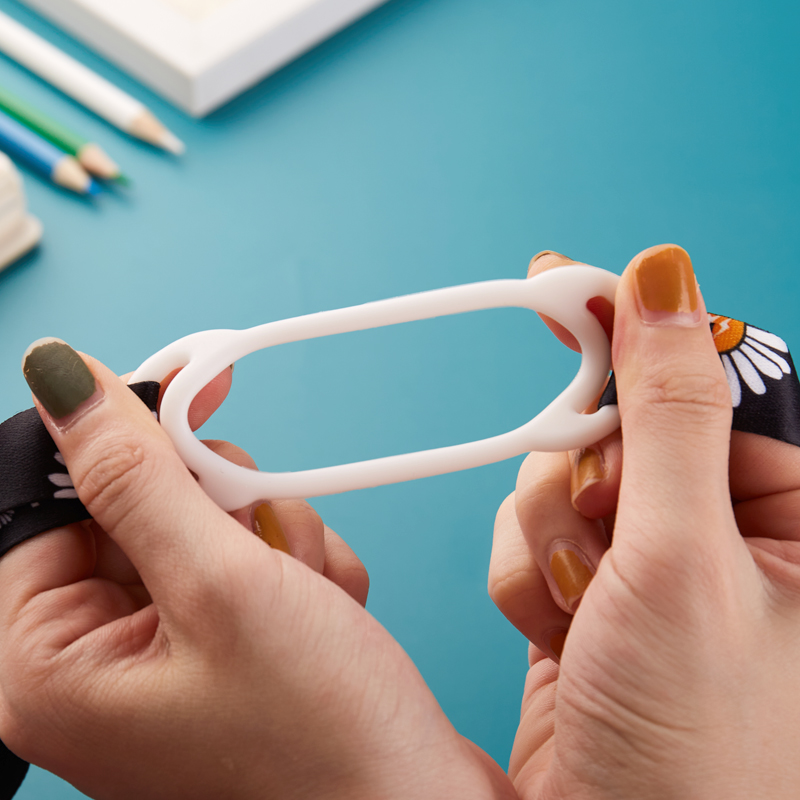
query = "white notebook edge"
xmin=21 ymin=0 xmax=388 ymax=116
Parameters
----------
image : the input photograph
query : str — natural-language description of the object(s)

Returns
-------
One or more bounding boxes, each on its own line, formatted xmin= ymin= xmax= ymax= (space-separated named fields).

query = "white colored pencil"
xmin=0 ymin=10 xmax=184 ymax=154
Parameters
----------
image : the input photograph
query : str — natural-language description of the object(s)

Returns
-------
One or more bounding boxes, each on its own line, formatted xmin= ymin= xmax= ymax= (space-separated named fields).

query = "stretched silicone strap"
xmin=131 ymin=266 xmax=621 ymax=509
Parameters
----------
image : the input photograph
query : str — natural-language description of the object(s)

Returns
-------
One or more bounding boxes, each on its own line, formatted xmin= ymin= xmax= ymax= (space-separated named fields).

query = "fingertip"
xmin=322 ymin=526 xmax=370 ymax=606
xmin=158 ymin=366 xmax=234 ymax=431
xmin=608 ymin=244 xmax=738 ymax=555
xmin=586 ymin=295 xmax=615 ymax=343
xmin=527 ymin=251 xmax=613 ymax=353
xmin=527 ymin=250 xmax=577 ymax=278
xmin=570 ymin=431 xmax=622 ymax=519
xmin=546 ymin=629 xmax=568 ymax=663
xmin=253 ymin=503 xmax=292 ymax=554
xmin=270 ymin=500 xmax=325 ymax=573
xmin=202 ymin=439 xmax=257 ymax=470
xmin=188 ymin=366 xmax=233 ymax=431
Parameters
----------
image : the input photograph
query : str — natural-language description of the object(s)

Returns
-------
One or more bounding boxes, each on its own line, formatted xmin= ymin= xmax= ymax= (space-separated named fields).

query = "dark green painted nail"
xmin=22 ymin=339 xmax=97 ymax=420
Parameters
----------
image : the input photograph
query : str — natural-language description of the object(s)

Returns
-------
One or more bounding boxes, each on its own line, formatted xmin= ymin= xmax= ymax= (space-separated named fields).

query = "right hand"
xmin=490 ymin=246 xmax=800 ymax=799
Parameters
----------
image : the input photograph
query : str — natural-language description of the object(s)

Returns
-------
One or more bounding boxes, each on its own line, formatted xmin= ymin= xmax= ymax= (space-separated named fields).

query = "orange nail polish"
xmin=528 ymin=250 xmax=575 ymax=276
xmin=532 ymin=250 xmax=574 ymax=263
xmin=253 ymin=503 xmax=291 ymax=554
xmin=634 ymin=246 xmax=701 ymax=324
xmin=549 ymin=630 xmax=568 ymax=660
xmin=550 ymin=549 xmax=594 ymax=611
xmin=571 ymin=448 xmax=604 ymax=505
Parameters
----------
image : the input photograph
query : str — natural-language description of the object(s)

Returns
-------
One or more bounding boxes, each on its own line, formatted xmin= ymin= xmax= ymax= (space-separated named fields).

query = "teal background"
xmin=0 ymin=0 xmax=798 ymax=796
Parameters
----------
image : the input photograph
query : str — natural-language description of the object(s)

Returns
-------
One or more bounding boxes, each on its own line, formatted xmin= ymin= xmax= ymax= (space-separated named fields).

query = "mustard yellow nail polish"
xmin=571 ymin=448 xmax=604 ymax=505
xmin=532 ymin=250 xmax=574 ymax=263
xmin=528 ymin=250 xmax=576 ymax=276
xmin=550 ymin=549 xmax=593 ymax=610
xmin=634 ymin=246 xmax=700 ymax=323
xmin=549 ymin=630 xmax=568 ymax=660
xmin=253 ymin=503 xmax=291 ymax=554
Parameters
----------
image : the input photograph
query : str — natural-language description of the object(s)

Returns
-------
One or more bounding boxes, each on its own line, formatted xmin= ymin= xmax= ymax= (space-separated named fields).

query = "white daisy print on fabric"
xmin=49 ymin=450 xmax=78 ymax=500
xmin=0 ymin=509 xmax=13 ymax=528
xmin=710 ymin=314 xmax=791 ymax=408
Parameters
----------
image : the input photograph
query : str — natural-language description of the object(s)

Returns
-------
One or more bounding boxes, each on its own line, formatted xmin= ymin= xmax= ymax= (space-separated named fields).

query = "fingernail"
xmin=634 ymin=246 xmax=701 ymax=325
xmin=550 ymin=548 xmax=594 ymax=611
xmin=570 ymin=448 xmax=605 ymax=506
xmin=22 ymin=338 xmax=102 ymax=424
xmin=549 ymin=630 xmax=568 ymax=661
xmin=532 ymin=250 xmax=574 ymax=263
xmin=253 ymin=503 xmax=291 ymax=554
xmin=529 ymin=250 xmax=575 ymax=276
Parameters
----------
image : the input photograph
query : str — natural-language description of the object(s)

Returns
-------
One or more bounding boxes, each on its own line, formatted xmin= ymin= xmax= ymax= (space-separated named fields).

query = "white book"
xmin=21 ymin=0 xmax=388 ymax=117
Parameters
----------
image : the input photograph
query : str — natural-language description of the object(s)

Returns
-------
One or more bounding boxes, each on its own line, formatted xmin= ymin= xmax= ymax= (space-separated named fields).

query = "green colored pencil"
xmin=0 ymin=84 xmax=124 ymax=181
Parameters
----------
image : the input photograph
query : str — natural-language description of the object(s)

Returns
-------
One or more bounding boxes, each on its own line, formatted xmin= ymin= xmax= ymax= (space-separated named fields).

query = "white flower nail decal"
xmin=710 ymin=314 xmax=791 ymax=408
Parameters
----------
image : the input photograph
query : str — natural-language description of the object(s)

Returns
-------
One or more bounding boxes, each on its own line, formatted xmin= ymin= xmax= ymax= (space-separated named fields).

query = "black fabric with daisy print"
xmin=0 ymin=381 xmax=160 ymax=560
xmin=0 ymin=381 xmax=159 ymax=798
xmin=598 ymin=315 xmax=800 ymax=448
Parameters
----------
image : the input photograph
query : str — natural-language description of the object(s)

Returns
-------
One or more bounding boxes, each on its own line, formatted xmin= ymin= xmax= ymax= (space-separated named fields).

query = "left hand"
xmin=0 ymin=346 xmax=514 ymax=800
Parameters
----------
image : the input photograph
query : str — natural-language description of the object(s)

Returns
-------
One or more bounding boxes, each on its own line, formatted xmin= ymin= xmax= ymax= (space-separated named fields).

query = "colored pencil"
xmin=0 ymin=11 xmax=184 ymax=155
xmin=0 ymin=84 xmax=122 ymax=180
xmin=0 ymin=109 xmax=99 ymax=194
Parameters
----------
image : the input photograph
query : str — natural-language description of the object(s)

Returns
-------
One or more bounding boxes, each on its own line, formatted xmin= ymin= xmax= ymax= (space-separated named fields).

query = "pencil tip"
xmin=78 ymin=143 xmax=122 ymax=180
xmin=159 ymin=130 xmax=186 ymax=155
xmin=53 ymin=157 xmax=97 ymax=194
xmin=128 ymin=110 xmax=185 ymax=154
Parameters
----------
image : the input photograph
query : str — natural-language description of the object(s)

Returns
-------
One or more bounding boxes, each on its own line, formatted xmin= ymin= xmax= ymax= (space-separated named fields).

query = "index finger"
xmin=527 ymin=250 xmax=622 ymax=518
xmin=528 ymin=250 xmax=615 ymax=351
xmin=121 ymin=365 xmax=233 ymax=431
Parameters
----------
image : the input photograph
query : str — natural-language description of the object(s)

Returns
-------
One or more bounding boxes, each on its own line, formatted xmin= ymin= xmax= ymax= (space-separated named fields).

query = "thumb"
xmin=611 ymin=245 xmax=739 ymax=560
xmin=21 ymin=338 xmax=246 ymax=613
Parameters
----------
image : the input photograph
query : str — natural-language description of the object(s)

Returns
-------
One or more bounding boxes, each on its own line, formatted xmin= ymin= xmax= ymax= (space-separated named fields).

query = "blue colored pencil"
xmin=0 ymin=108 xmax=99 ymax=195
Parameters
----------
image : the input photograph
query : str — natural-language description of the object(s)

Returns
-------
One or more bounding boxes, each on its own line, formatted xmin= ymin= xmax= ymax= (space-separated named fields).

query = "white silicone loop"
xmin=131 ymin=266 xmax=621 ymax=510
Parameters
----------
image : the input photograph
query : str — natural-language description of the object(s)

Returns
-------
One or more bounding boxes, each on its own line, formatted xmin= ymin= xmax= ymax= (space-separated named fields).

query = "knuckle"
xmin=75 ymin=436 xmax=152 ymax=528
xmin=488 ymin=560 xmax=539 ymax=628
xmin=493 ymin=492 xmax=517 ymax=531
xmin=342 ymin=562 xmax=370 ymax=606
xmin=514 ymin=472 xmax=567 ymax=533
xmin=487 ymin=563 xmax=519 ymax=608
xmin=488 ymin=517 xmax=539 ymax=612
xmin=634 ymin=367 xmax=732 ymax=422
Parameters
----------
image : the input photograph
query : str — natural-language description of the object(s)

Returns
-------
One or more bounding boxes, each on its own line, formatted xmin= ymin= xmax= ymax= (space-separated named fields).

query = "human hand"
xmin=0 ymin=342 xmax=514 ymax=800
xmin=490 ymin=245 xmax=800 ymax=798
